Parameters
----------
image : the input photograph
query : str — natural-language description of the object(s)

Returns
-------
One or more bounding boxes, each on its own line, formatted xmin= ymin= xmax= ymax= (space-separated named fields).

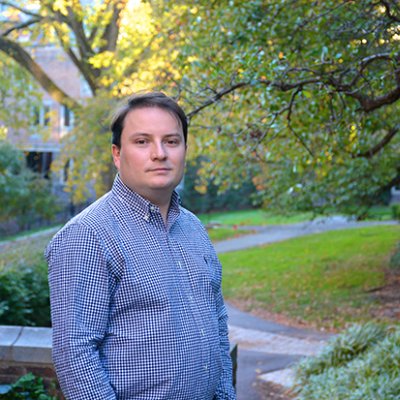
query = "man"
xmin=46 ymin=92 xmax=236 ymax=399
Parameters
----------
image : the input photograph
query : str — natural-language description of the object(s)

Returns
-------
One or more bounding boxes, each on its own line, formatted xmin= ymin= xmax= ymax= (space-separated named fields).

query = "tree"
xmin=0 ymin=56 xmax=42 ymax=139
xmin=0 ymin=0 xmax=185 ymax=201
xmin=176 ymin=0 xmax=400 ymax=216
xmin=1 ymin=1 xmax=399 ymax=216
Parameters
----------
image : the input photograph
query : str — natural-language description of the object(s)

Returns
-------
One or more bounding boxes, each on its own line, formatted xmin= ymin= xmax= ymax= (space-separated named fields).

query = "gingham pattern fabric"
xmin=46 ymin=174 xmax=236 ymax=400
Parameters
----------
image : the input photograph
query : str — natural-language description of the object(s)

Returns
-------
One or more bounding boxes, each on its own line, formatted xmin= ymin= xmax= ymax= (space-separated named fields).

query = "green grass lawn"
xmin=198 ymin=208 xmax=316 ymax=226
xmin=207 ymin=227 xmax=254 ymax=242
xmin=0 ymin=232 xmax=54 ymax=272
xmin=198 ymin=205 xmax=394 ymax=227
xmin=219 ymin=224 xmax=400 ymax=331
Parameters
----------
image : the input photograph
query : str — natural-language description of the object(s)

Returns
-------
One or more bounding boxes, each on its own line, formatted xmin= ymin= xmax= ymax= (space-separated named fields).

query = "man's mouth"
xmin=148 ymin=168 xmax=171 ymax=172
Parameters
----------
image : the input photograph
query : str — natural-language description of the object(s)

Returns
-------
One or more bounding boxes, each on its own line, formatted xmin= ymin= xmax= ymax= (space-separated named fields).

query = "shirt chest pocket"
xmin=181 ymin=253 xmax=221 ymax=301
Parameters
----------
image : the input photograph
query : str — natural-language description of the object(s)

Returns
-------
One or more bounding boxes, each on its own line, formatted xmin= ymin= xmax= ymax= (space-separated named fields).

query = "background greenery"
xmin=0 ymin=233 xmax=52 ymax=326
xmin=294 ymin=323 xmax=400 ymax=400
xmin=0 ymin=141 xmax=59 ymax=235
xmin=219 ymin=224 xmax=400 ymax=330
xmin=0 ymin=0 xmax=399 ymax=217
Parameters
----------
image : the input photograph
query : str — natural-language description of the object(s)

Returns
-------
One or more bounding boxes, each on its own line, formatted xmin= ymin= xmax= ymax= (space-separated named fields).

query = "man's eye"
xmin=136 ymin=139 xmax=147 ymax=145
xmin=167 ymin=139 xmax=179 ymax=145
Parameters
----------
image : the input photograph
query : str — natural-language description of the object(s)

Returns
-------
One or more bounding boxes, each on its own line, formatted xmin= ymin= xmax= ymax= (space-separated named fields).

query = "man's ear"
xmin=111 ymin=144 xmax=121 ymax=169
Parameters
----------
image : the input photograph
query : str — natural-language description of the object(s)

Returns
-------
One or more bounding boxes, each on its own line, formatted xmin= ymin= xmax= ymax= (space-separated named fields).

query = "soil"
xmin=256 ymin=380 xmax=296 ymax=400
xmin=368 ymin=269 xmax=400 ymax=320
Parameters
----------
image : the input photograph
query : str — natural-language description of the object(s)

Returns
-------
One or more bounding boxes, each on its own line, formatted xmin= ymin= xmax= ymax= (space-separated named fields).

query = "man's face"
xmin=112 ymin=107 xmax=186 ymax=202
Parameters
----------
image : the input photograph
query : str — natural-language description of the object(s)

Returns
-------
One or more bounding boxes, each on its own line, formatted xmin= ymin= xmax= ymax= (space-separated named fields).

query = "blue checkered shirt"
xmin=46 ymin=175 xmax=236 ymax=400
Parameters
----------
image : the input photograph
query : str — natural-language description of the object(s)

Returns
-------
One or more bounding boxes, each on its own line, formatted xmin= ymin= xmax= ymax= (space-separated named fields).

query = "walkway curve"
xmin=215 ymin=217 xmax=397 ymax=400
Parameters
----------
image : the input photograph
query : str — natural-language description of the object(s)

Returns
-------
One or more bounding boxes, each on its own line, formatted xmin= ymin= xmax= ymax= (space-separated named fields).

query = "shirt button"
xmin=201 ymin=329 xmax=205 ymax=336
xmin=178 ymin=261 xmax=182 ymax=269
xmin=204 ymin=364 xmax=208 ymax=371
xmin=189 ymin=295 xmax=193 ymax=301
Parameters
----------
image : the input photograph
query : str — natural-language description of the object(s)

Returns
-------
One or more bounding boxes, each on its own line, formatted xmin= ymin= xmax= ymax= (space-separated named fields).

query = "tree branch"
xmin=345 ymin=86 xmax=400 ymax=112
xmin=1 ymin=17 xmax=42 ymax=37
xmin=379 ymin=0 xmax=400 ymax=23
xmin=378 ymin=166 xmax=400 ymax=193
xmin=0 ymin=1 xmax=42 ymax=18
xmin=0 ymin=36 xmax=80 ymax=109
xmin=355 ymin=125 xmax=399 ymax=158
xmin=186 ymin=81 xmax=250 ymax=119
xmin=99 ymin=0 xmax=128 ymax=53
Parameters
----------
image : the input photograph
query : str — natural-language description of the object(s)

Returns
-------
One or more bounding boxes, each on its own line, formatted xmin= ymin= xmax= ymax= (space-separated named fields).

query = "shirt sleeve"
xmin=46 ymin=223 xmax=117 ymax=400
xmin=208 ymin=246 xmax=237 ymax=400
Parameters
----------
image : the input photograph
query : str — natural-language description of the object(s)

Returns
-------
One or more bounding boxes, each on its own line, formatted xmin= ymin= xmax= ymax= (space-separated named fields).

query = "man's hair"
xmin=111 ymin=92 xmax=188 ymax=148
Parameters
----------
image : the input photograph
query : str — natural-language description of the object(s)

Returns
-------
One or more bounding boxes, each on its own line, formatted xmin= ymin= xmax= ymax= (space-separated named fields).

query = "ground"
xmin=231 ymin=268 xmax=400 ymax=400
xmin=369 ymin=269 xmax=400 ymax=320
xmin=230 ymin=268 xmax=400 ymax=335
xmin=257 ymin=381 xmax=296 ymax=400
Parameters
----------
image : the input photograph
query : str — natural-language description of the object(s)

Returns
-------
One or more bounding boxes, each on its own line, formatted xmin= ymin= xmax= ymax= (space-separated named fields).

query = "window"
xmin=26 ymin=151 xmax=53 ymax=179
xmin=43 ymin=104 xmax=50 ymax=126
xmin=32 ymin=103 xmax=52 ymax=126
xmin=63 ymin=105 xmax=71 ymax=127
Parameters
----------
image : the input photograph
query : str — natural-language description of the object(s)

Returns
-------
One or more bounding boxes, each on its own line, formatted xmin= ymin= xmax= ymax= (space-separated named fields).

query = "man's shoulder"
xmin=177 ymin=206 xmax=209 ymax=238
xmin=178 ymin=206 xmax=203 ymax=225
xmin=46 ymin=192 xmax=115 ymax=254
xmin=71 ymin=192 xmax=114 ymax=226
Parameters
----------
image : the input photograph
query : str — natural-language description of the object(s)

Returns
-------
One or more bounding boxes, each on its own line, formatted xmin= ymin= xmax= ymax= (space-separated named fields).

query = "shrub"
xmin=0 ymin=373 xmax=56 ymax=399
xmin=0 ymin=262 xmax=51 ymax=327
xmin=293 ymin=323 xmax=400 ymax=400
xmin=0 ymin=140 xmax=60 ymax=232
xmin=391 ymin=204 xmax=400 ymax=221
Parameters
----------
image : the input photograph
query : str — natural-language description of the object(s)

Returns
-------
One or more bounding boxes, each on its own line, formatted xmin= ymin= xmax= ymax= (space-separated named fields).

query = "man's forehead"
xmin=123 ymin=107 xmax=183 ymax=132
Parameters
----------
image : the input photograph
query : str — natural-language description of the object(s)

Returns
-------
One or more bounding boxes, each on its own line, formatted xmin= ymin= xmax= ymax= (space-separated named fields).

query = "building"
xmin=6 ymin=44 xmax=90 ymax=185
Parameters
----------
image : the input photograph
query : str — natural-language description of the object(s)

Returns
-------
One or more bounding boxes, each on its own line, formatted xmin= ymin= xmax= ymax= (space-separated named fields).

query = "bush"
xmin=0 ymin=373 xmax=56 ymax=399
xmin=0 ymin=262 xmax=51 ymax=327
xmin=293 ymin=323 xmax=400 ymax=400
xmin=0 ymin=140 xmax=60 ymax=232
xmin=392 ymin=204 xmax=400 ymax=221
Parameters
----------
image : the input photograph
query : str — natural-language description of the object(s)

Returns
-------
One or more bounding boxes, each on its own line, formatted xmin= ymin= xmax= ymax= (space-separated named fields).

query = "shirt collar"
xmin=112 ymin=174 xmax=181 ymax=224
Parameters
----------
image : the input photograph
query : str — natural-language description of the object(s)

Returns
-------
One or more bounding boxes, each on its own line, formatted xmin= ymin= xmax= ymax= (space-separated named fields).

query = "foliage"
xmin=0 ymin=231 xmax=53 ymax=326
xmin=219 ymin=225 xmax=400 ymax=330
xmin=0 ymin=262 xmax=51 ymax=327
xmin=177 ymin=0 xmax=400 ymax=217
xmin=0 ymin=373 xmax=56 ymax=400
xmin=180 ymin=157 xmax=259 ymax=214
xmin=0 ymin=140 xmax=60 ymax=230
xmin=1 ymin=1 xmax=399 ymax=212
xmin=0 ymin=57 xmax=42 ymax=138
xmin=293 ymin=323 xmax=400 ymax=400
xmin=391 ymin=204 xmax=400 ymax=221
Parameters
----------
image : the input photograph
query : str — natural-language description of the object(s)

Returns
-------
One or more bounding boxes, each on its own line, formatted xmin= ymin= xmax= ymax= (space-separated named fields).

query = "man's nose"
xmin=151 ymin=142 xmax=167 ymax=160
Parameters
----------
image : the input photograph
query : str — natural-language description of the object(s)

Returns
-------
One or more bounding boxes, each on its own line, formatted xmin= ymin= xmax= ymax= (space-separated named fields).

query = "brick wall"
xmin=0 ymin=325 xmax=62 ymax=398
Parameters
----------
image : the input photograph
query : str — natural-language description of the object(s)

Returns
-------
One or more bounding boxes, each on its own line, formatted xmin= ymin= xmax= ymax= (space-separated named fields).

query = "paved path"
xmin=215 ymin=217 xmax=397 ymax=400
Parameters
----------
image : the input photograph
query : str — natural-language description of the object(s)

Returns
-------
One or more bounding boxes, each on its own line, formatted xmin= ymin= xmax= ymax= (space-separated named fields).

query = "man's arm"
xmin=47 ymin=224 xmax=117 ymax=399
xmin=209 ymin=248 xmax=237 ymax=400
